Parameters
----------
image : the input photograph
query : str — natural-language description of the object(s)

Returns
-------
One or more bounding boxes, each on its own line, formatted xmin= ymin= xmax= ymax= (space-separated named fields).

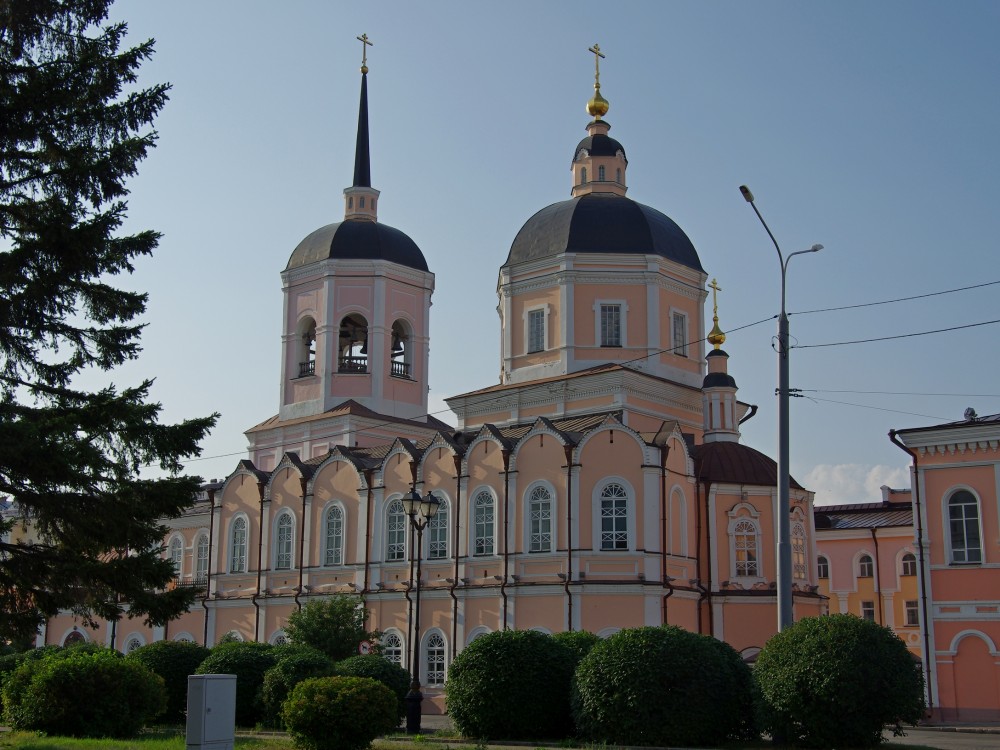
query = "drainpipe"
xmin=253 ymin=480 xmax=266 ymax=641
xmin=889 ymin=430 xmax=934 ymax=713
xmin=363 ymin=469 xmax=375 ymax=594
xmin=450 ymin=454 xmax=462 ymax=657
xmin=702 ymin=479 xmax=714 ymax=637
xmin=870 ymin=527 xmax=883 ymax=625
xmin=500 ymin=449 xmax=511 ymax=630
xmin=295 ymin=478 xmax=307 ymax=612
xmin=694 ymin=480 xmax=705 ymax=633
xmin=659 ymin=443 xmax=671 ymax=624
xmin=563 ymin=445 xmax=574 ymax=632
xmin=203 ymin=487 xmax=216 ymax=645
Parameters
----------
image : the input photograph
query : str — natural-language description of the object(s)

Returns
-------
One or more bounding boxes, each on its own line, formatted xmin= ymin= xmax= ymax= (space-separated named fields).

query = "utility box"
xmin=186 ymin=674 xmax=236 ymax=750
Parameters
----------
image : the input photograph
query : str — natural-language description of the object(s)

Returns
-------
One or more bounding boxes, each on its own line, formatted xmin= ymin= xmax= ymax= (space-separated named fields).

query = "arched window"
xmin=125 ymin=636 xmax=144 ymax=654
xmin=359 ymin=196 xmax=365 ymax=209
xmin=473 ymin=490 xmax=495 ymax=556
xmin=732 ymin=519 xmax=759 ymax=577
xmin=528 ymin=486 xmax=552 ymax=553
xmin=858 ymin=554 xmax=874 ymax=578
xmin=428 ymin=497 xmax=449 ymax=560
xmin=386 ymin=499 xmax=406 ymax=562
xmin=948 ymin=490 xmax=982 ymax=563
xmin=817 ymin=555 xmax=830 ymax=579
xmin=616 ymin=167 xmax=621 ymax=183
xmin=270 ymin=630 xmax=289 ymax=646
xmin=325 ymin=506 xmax=344 ymax=566
xmin=390 ymin=319 xmax=412 ymax=379
xmin=195 ymin=533 xmax=209 ymax=584
xmin=230 ymin=517 xmax=248 ymax=573
xmin=600 ymin=483 xmax=629 ymax=550
xmin=580 ymin=167 xmax=587 ymax=184
xmin=901 ymin=552 xmax=917 ymax=576
xmin=168 ymin=537 xmax=183 ymax=579
xmin=425 ymin=632 xmax=446 ymax=686
xmin=792 ymin=522 xmax=807 ymax=580
xmin=338 ymin=313 xmax=369 ymax=373
xmin=298 ymin=317 xmax=317 ymax=377
xmin=274 ymin=511 xmax=294 ymax=570
xmin=598 ymin=165 xmax=606 ymax=181
xmin=382 ymin=632 xmax=404 ymax=667
xmin=63 ymin=630 xmax=86 ymax=647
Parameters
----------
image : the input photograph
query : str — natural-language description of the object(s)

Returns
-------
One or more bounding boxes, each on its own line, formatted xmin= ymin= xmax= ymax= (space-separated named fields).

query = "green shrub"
xmin=2 ymin=649 xmax=165 ymax=737
xmin=551 ymin=630 xmax=600 ymax=663
xmin=573 ymin=626 xmax=751 ymax=746
xmin=754 ymin=614 xmax=924 ymax=747
xmin=260 ymin=647 xmax=335 ymax=728
xmin=1 ymin=645 xmax=118 ymax=719
xmin=335 ymin=654 xmax=409 ymax=722
xmin=284 ymin=597 xmax=379 ymax=661
xmin=195 ymin=641 xmax=277 ymax=726
xmin=126 ymin=639 xmax=210 ymax=723
xmin=282 ymin=676 xmax=397 ymax=750
xmin=446 ymin=629 xmax=575 ymax=740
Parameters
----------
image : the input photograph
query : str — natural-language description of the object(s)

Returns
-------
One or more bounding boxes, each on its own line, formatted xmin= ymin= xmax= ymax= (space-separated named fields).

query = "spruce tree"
xmin=0 ymin=0 xmax=218 ymax=643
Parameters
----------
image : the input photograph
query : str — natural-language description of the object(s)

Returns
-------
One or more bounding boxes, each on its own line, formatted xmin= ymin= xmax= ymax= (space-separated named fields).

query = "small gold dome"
xmin=708 ymin=321 xmax=726 ymax=350
xmin=361 ymin=64 xmax=368 ymax=74
xmin=587 ymin=86 xmax=609 ymax=118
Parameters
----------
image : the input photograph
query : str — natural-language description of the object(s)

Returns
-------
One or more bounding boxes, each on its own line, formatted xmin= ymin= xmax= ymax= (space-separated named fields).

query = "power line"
xmin=792 ymin=279 xmax=1000 ymax=316
xmin=798 ymin=388 xmax=1000 ymax=398
xmin=797 ymin=318 xmax=1000 ymax=349
xmin=794 ymin=395 xmax=949 ymax=422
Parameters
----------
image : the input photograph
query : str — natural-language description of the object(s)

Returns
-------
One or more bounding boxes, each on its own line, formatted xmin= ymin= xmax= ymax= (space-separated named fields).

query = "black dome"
xmin=505 ymin=193 xmax=703 ymax=270
xmin=287 ymin=220 xmax=428 ymax=272
xmin=574 ymin=133 xmax=627 ymax=162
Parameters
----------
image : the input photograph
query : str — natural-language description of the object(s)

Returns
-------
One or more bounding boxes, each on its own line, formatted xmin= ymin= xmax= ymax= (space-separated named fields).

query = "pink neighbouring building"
xmin=38 ymin=50 xmax=831 ymax=713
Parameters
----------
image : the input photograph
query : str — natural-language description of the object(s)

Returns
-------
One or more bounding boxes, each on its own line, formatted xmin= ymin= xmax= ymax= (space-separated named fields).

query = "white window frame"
xmin=167 ymin=535 xmax=184 ymax=579
xmin=905 ymin=600 xmax=919 ymax=627
xmin=385 ymin=497 xmax=407 ymax=563
xmin=382 ymin=630 xmax=405 ymax=667
xmin=324 ymin=504 xmax=345 ymax=566
xmin=229 ymin=515 xmax=249 ymax=574
xmin=273 ymin=510 xmax=295 ymax=571
xmin=671 ymin=309 xmax=688 ymax=357
xmin=471 ymin=488 xmax=496 ymax=557
xmin=525 ymin=306 xmax=547 ymax=354
xmin=595 ymin=300 xmax=626 ymax=348
xmin=901 ymin=552 xmax=917 ymax=577
xmin=525 ymin=483 xmax=555 ymax=554
xmin=195 ymin=532 xmax=209 ymax=584
xmin=858 ymin=554 xmax=874 ymax=578
xmin=592 ymin=479 xmax=635 ymax=552
xmin=123 ymin=633 xmax=146 ymax=654
xmin=427 ymin=496 xmax=449 ymax=560
xmin=944 ymin=488 xmax=983 ymax=564
xmin=727 ymin=502 xmax=763 ymax=582
xmin=423 ymin=630 xmax=447 ymax=687
xmin=817 ymin=555 xmax=830 ymax=579
xmin=861 ymin=600 xmax=875 ymax=621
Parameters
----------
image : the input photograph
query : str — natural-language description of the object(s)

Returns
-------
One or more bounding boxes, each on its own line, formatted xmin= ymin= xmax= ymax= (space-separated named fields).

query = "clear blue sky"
xmin=105 ymin=1 xmax=1000 ymax=504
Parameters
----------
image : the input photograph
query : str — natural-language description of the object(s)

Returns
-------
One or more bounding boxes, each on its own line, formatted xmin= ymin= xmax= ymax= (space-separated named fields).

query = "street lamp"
xmin=739 ymin=184 xmax=822 ymax=632
xmin=401 ymin=488 xmax=441 ymax=734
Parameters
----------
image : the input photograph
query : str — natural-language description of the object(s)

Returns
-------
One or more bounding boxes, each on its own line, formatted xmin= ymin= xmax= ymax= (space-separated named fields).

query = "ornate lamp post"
xmin=740 ymin=184 xmax=822 ymax=631
xmin=401 ymin=488 xmax=441 ymax=734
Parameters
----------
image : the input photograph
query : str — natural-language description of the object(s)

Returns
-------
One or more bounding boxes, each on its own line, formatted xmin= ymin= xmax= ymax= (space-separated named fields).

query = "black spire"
xmin=352 ymin=72 xmax=371 ymax=188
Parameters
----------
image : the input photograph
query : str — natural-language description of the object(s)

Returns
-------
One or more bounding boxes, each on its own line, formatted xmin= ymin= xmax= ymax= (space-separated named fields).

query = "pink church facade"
xmin=37 ymin=52 xmax=833 ymax=714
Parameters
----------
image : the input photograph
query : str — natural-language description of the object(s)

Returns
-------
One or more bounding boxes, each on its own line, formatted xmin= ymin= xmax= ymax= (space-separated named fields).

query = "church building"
xmin=41 ymin=42 xmax=826 ymax=714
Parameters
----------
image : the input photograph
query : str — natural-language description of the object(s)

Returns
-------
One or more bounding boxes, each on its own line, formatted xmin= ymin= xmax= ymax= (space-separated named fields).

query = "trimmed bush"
xmin=2 ymin=649 xmax=165 ymax=737
xmin=260 ymin=647 xmax=335 ymax=727
xmin=284 ymin=597 xmax=378 ymax=661
xmin=573 ymin=626 xmax=751 ymax=747
xmin=195 ymin=641 xmax=277 ymax=726
xmin=446 ymin=629 xmax=576 ymax=740
xmin=551 ymin=630 xmax=599 ymax=663
xmin=126 ymin=639 xmax=210 ymax=723
xmin=282 ymin=676 xmax=398 ymax=750
xmin=754 ymin=614 xmax=924 ymax=748
xmin=335 ymin=654 xmax=410 ymax=722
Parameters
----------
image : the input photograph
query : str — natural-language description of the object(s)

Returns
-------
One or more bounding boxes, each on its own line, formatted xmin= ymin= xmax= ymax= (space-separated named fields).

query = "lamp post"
xmin=739 ymin=184 xmax=822 ymax=632
xmin=401 ymin=488 xmax=441 ymax=734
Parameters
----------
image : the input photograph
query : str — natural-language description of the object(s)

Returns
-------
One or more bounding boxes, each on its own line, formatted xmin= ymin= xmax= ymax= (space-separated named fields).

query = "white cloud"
xmin=803 ymin=464 xmax=910 ymax=506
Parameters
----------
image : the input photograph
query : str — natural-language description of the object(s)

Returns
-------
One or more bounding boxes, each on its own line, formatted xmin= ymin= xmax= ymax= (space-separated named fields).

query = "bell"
xmin=391 ymin=332 xmax=404 ymax=354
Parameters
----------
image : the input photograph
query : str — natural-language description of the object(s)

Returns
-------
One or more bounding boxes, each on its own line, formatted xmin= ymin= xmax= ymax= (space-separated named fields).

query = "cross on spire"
xmin=708 ymin=278 xmax=723 ymax=317
xmin=588 ymin=43 xmax=605 ymax=87
xmin=357 ymin=33 xmax=373 ymax=72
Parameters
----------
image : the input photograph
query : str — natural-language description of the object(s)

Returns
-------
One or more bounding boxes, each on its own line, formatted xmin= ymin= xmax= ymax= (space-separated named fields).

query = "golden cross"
xmin=357 ymin=33 xmax=373 ymax=68
xmin=588 ymin=43 xmax=605 ymax=86
xmin=708 ymin=278 xmax=722 ymax=316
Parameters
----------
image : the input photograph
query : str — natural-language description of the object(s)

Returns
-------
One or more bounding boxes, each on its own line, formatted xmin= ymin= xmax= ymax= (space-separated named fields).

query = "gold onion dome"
xmin=587 ymin=43 xmax=609 ymax=119
xmin=707 ymin=278 xmax=726 ymax=349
